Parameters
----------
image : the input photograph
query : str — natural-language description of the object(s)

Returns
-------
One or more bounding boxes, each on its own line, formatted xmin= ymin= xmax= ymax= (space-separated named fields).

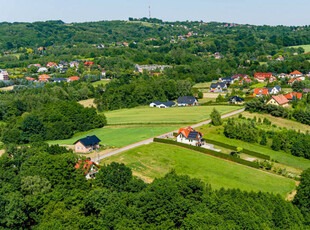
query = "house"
xmin=288 ymin=78 xmax=302 ymax=85
xmin=177 ymin=96 xmax=198 ymax=106
xmin=210 ymin=82 xmax=227 ymax=92
xmin=59 ymin=61 xmax=68 ymax=68
xmin=74 ymin=135 xmax=101 ymax=153
xmin=149 ymin=101 xmax=175 ymax=108
xmin=69 ymin=61 xmax=79 ymax=68
xmin=228 ymin=96 xmax=244 ymax=104
xmin=268 ymin=85 xmax=282 ymax=94
xmin=276 ymin=56 xmax=284 ymax=61
xmin=27 ymin=64 xmax=41 ymax=68
xmin=303 ymin=88 xmax=310 ymax=94
xmin=67 ymin=76 xmax=80 ymax=82
xmin=38 ymin=74 xmax=51 ymax=82
xmin=253 ymin=88 xmax=269 ymax=97
xmin=278 ymin=73 xmax=287 ymax=79
xmin=84 ymin=61 xmax=94 ymax=67
xmin=26 ymin=77 xmax=36 ymax=81
xmin=306 ymin=71 xmax=310 ymax=77
xmin=232 ymin=74 xmax=247 ymax=80
xmin=101 ymin=70 xmax=107 ymax=76
xmin=176 ymin=127 xmax=203 ymax=146
xmin=0 ymin=69 xmax=9 ymax=81
xmin=290 ymin=70 xmax=302 ymax=78
xmin=267 ymin=95 xmax=289 ymax=107
xmin=123 ymin=42 xmax=129 ymax=47
xmin=75 ymin=159 xmax=100 ymax=179
xmin=269 ymin=76 xmax=277 ymax=83
xmin=284 ymin=93 xmax=303 ymax=101
xmin=46 ymin=62 xmax=58 ymax=68
xmin=54 ymin=77 xmax=67 ymax=83
xmin=37 ymin=67 xmax=48 ymax=73
xmin=239 ymin=77 xmax=253 ymax=84
xmin=254 ymin=73 xmax=272 ymax=82
xmin=219 ymin=77 xmax=234 ymax=84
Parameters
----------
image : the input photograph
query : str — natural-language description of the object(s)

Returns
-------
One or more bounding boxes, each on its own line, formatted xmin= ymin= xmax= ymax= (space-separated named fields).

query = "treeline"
xmin=245 ymin=98 xmax=310 ymax=125
xmin=95 ymin=77 xmax=193 ymax=111
xmin=0 ymin=144 xmax=309 ymax=229
xmin=1 ymin=102 xmax=106 ymax=143
xmin=224 ymin=117 xmax=310 ymax=159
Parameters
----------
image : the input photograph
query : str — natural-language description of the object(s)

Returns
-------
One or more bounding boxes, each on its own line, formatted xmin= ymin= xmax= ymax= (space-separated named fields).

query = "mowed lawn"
xmin=48 ymin=126 xmax=179 ymax=148
xmin=102 ymin=143 xmax=296 ymax=198
xmin=105 ymin=106 xmax=242 ymax=125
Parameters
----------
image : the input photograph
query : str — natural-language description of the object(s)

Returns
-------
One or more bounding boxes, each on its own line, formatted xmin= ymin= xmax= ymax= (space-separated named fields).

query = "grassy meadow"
xmin=48 ymin=126 xmax=179 ymax=148
xmin=105 ymin=106 xmax=242 ymax=125
xmin=288 ymin=44 xmax=310 ymax=53
xmin=91 ymin=80 xmax=110 ymax=87
xmin=102 ymin=142 xmax=296 ymax=198
xmin=196 ymin=125 xmax=310 ymax=171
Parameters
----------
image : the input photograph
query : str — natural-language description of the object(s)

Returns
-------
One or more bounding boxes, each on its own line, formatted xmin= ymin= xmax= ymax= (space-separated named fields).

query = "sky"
xmin=0 ymin=0 xmax=309 ymax=26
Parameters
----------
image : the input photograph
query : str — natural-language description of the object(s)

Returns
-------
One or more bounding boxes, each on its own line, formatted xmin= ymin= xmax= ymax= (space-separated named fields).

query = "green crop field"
xmin=48 ymin=126 xmax=179 ymax=147
xmin=196 ymin=126 xmax=310 ymax=171
xmin=105 ymin=106 xmax=242 ymax=125
xmin=288 ymin=44 xmax=310 ymax=53
xmin=251 ymin=83 xmax=267 ymax=88
xmin=91 ymin=80 xmax=110 ymax=87
xmin=193 ymin=81 xmax=213 ymax=89
xmin=102 ymin=143 xmax=296 ymax=198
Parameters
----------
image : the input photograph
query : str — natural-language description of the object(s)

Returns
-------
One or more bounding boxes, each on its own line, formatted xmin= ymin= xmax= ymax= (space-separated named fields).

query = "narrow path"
xmin=94 ymin=108 xmax=245 ymax=163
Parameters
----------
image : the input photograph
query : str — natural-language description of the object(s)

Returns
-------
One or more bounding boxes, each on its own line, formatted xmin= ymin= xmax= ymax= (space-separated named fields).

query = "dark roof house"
xmin=228 ymin=96 xmax=244 ymax=103
xmin=177 ymin=96 xmax=198 ymax=106
xmin=75 ymin=135 xmax=101 ymax=146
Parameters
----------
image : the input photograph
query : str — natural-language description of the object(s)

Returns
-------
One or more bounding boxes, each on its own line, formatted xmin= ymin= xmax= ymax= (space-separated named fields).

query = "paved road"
xmin=94 ymin=108 xmax=245 ymax=163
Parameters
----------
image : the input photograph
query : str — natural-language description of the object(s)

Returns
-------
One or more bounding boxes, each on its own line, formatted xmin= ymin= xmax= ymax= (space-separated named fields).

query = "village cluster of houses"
xmin=149 ymin=96 xmax=198 ymax=108
xmin=25 ymin=74 xmax=80 ymax=83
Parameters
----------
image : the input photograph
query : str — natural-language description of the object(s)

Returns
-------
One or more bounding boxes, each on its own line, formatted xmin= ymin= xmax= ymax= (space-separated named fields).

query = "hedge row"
xmin=204 ymin=139 xmax=270 ymax=160
xmin=153 ymin=138 xmax=260 ymax=169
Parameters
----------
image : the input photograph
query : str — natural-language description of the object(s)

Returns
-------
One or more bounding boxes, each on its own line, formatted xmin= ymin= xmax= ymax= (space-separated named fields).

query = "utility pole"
xmin=149 ymin=5 xmax=151 ymax=19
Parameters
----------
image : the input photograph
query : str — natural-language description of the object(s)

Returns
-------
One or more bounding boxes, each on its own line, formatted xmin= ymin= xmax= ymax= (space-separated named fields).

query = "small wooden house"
xmin=74 ymin=135 xmax=101 ymax=153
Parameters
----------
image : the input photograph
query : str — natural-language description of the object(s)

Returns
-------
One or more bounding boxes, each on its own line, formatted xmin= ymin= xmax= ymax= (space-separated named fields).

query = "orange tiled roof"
xmin=290 ymin=70 xmax=302 ymax=75
xmin=177 ymin=127 xmax=202 ymax=139
xmin=284 ymin=93 xmax=302 ymax=100
xmin=254 ymin=88 xmax=269 ymax=95
xmin=270 ymin=95 xmax=289 ymax=105
xmin=75 ymin=159 xmax=99 ymax=175
xmin=254 ymin=73 xmax=272 ymax=78
xmin=68 ymin=76 xmax=80 ymax=81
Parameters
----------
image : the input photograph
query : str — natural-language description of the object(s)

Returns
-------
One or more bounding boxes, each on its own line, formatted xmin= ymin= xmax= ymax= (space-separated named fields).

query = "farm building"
xmin=75 ymin=159 xmax=100 ymax=179
xmin=176 ymin=127 xmax=203 ymax=146
xmin=177 ymin=96 xmax=198 ymax=106
xmin=149 ymin=101 xmax=175 ymax=108
xmin=74 ymin=135 xmax=101 ymax=153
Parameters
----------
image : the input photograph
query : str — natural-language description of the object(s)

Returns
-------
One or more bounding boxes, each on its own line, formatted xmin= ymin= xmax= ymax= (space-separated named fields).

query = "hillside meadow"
xmin=102 ymin=142 xmax=296 ymax=198
xmin=105 ymin=105 xmax=242 ymax=125
xmin=48 ymin=126 xmax=179 ymax=148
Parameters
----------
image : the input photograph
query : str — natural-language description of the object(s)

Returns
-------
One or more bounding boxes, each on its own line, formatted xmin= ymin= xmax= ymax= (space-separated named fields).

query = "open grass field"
xmin=237 ymin=112 xmax=310 ymax=133
xmin=78 ymin=98 xmax=96 ymax=108
xmin=48 ymin=126 xmax=179 ymax=148
xmin=196 ymin=125 xmax=310 ymax=171
xmin=0 ymin=86 xmax=14 ymax=91
xmin=288 ymin=44 xmax=310 ymax=53
xmin=91 ymin=80 xmax=110 ymax=87
xmin=102 ymin=142 xmax=296 ymax=198
xmin=251 ymin=83 xmax=267 ymax=88
xmin=105 ymin=106 xmax=242 ymax=125
xmin=193 ymin=81 xmax=213 ymax=89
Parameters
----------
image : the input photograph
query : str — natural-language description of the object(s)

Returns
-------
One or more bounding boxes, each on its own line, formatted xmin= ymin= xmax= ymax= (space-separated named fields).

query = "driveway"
xmin=94 ymin=108 xmax=245 ymax=163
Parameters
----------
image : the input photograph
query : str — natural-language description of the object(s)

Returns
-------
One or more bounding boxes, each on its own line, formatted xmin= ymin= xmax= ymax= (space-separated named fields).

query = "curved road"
xmin=94 ymin=108 xmax=245 ymax=163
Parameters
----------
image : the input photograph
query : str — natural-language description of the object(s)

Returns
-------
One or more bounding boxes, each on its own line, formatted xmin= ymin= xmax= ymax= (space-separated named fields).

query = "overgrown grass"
xmin=91 ymin=80 xmax=110 ymax=87
xmin=102 ymin=142 xmax=296 ymax=198
xmin=105 ymin=106 xmax=242 ymax=125
xmin=288 ymin=44 xmax=310 ymax=53
xmin=251 ymin=83 xmax=267 ymax=88
xmin=48 ymin=126 xmax=179 ymax=148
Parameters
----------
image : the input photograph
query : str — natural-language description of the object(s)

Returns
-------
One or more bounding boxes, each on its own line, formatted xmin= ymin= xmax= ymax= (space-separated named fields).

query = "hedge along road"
xmin=94 ymin=108 xmax=245 ymax=163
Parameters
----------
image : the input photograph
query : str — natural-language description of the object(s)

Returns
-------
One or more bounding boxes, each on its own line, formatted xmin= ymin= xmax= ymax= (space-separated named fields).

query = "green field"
xmin=105 ymin=106 xmax=242 ymax=125
xmin=196 ymin=126 xmax=310 ymax=171
xmin=48 ymin=126 xmax=178 ymax=147
xmin=288 ymin=44 xmax=310 ymax=53
xmin=193 ymin=81 xmax=213 ymax=89
xmin=91 ymin=80 xmax=110 ymax=87
xmin=251 ymin=83 xmax=267 ymax=88
xmin=102 ymin=143 xmax=296 ymax=198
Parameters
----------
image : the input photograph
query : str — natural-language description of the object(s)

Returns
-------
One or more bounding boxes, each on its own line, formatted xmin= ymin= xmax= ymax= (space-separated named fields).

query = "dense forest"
xmin=0 ymin=144 xmax=309 ymax=229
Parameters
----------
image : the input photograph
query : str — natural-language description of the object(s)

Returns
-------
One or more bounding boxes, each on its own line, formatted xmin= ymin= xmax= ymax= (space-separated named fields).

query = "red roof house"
xmin=284 ymin=93 xmax=303 ymax=100
xmin=84 ymin=61 xmax=94 ymax=67
xmin=176 ymin=127 xmax=203 ymax=146
xmin=290 ymin=70 xmax=302 ymax=78
xmin=75 ymin=159 xmax=100 ymax=179
xmin=253 ymin=88 xmax=269 ymax=96
xmin=267 ymin=95 xmax=289 ymax=107
xmin=67 ymin=76 xmax=80 ymax=81
xmin=288 ymin=78 xmax=302 ymax=85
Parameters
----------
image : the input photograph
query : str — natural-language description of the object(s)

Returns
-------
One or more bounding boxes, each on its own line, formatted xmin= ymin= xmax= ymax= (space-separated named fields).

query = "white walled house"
xmin=0 ymin=69 xmax=9 ymax=80
xmin=176 ymin=127 xmax=203 ymax=146
xmin=150 ymin=101 xmax=175 ymax=108
xmin=177 ymin=96 xmax=198 ymax=106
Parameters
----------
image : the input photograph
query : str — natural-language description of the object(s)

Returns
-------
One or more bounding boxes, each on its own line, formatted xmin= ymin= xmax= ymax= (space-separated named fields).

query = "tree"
xmin=260 ymin=132 xmax=267 ymax=146
xmin=293 ymin=168 xmax=310 ymax=222
xmin=21 ymin=115 xmax=46 ymax=143
xmin=95 ymin=162 xmax=133 ymax=192
xmin=210 ymin=108 xmax=222 ymax=126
